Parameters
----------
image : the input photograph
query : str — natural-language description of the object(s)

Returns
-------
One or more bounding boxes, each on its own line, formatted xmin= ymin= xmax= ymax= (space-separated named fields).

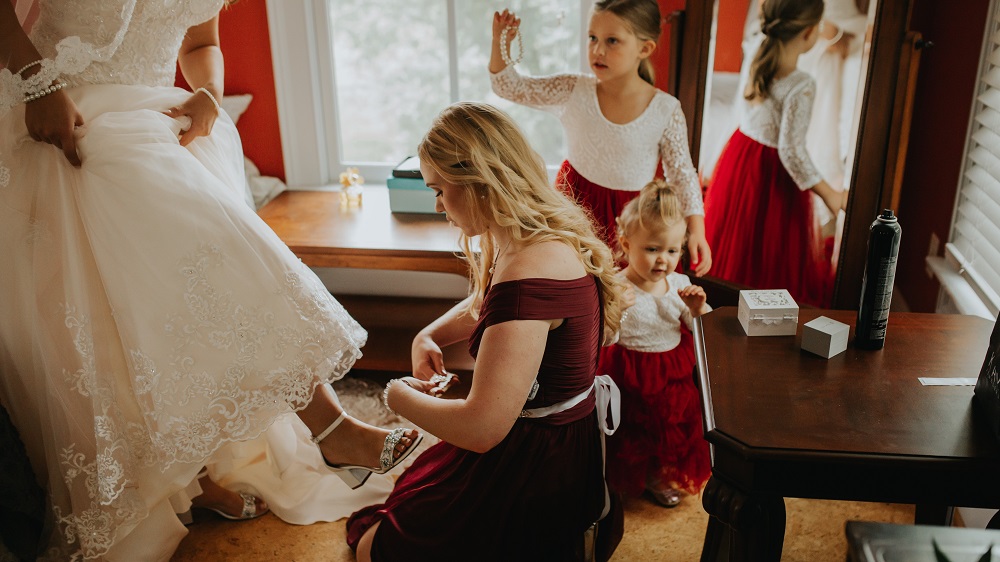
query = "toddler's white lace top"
xmin=619 ymin=272 xmax=710 ymax=353
xmin=738 ymin=70 xmax=823 ymax=190
xmin=491 ymin=66 xmax=704 ymax=217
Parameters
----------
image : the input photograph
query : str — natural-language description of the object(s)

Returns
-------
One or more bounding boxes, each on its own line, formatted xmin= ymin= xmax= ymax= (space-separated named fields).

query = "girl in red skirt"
xmin=490 ymin=1 xmax=712 ymax=276
xmin=704 ymin=0 xmax=845 ymax=307
xmin=600 ymin=179 xmax=711 ymax=507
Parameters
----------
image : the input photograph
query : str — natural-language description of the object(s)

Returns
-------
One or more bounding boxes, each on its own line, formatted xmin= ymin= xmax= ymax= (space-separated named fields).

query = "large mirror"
xmin=677 ymin=0 xmax=913 ymax=309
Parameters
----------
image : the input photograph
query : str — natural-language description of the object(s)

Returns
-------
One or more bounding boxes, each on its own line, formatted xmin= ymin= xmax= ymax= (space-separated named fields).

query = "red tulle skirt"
xmin=704 ymin=129 xmax=833 ymax=307
xmin=598 ymin=328 xmax=711 ymax=496
xmin=555 ymin=160 xmax=641 ymax=250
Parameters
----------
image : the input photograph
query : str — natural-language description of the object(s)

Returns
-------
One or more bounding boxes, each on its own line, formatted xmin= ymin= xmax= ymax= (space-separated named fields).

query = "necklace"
xmin=488 ymin=238 xmax=513 ymax=275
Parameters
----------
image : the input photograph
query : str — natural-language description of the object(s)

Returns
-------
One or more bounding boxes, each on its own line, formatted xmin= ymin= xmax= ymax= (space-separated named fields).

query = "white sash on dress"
xmin=518 ymin=374 xmax=621 ymax=521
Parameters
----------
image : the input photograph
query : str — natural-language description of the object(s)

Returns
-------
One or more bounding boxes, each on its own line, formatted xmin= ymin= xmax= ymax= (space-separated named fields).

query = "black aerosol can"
xmin=855 ymin=209 xmax=902 ymax=349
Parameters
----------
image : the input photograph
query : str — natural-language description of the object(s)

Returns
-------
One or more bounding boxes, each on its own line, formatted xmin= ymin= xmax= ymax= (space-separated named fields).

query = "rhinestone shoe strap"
xmin=238 ymin=492 xmax=257 ymax=518
xmin=379 ymin=428 xmax=406 ymax=470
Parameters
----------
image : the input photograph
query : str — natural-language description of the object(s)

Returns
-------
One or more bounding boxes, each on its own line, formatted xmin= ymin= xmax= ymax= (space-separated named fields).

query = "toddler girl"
xmin=600 ymin=179 xmax=712 ymax=507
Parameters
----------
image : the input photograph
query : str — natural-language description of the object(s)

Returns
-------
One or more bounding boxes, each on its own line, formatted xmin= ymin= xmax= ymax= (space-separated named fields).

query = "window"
xmin=937 ymin=0 xmax=1000 ymax=319
xmin=267 ymin=0 xmax=590 ymax=188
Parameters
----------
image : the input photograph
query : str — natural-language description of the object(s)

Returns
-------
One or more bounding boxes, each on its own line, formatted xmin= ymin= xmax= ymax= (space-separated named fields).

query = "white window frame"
xmin=266 ymin=0 xmax=593 ymax=189
xmin=933 ymin=0 xmax=1000 ymax=321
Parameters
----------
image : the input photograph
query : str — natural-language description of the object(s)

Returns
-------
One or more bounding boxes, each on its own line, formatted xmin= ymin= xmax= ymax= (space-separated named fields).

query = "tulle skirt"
xmin=598 ymin=330 xmax=711 ymax=496
xmin=0 ymin=83 xmax=390 ymax=561
xmin=704 ymin=129 xmax=833 ymax=307
xmin=555 ymin=160 xmax=640 ymax=251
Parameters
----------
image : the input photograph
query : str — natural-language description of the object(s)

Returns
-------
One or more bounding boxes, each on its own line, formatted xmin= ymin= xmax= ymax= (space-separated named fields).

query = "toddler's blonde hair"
xmin=615 ymin=178 xmax=686 ymax=260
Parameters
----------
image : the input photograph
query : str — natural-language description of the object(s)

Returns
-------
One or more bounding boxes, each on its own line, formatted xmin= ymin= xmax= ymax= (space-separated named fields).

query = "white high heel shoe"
xmin=311 ymin=411 xmax=423 ymax=489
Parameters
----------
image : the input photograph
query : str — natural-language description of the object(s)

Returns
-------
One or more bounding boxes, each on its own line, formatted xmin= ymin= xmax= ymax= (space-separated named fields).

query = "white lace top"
xmin=738 ymin=70 xmax=823 ymax=190
xmin=618 ymin=272 xmax=710 ymax=353
xmin=29 ymin=0 xmax=223 ymax=88
xmin=490 ymin=66 xmax=704 ymax=217
xmin=0 ymin=0 xmax=222 ymax=118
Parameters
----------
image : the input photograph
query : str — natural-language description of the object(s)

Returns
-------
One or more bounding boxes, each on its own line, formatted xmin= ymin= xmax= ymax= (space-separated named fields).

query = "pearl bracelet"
xmin=15 ymin=59 xmax=44 ymax=76
xmin=382 ymin=378 xmax=412 ymax=415
xmin=195 ymin=87 xmax=221 ymax=115
xmin=499 ymin=25 xmax=523 ymax=67
xmin=23 ymin=81 xmax=66 ymax=104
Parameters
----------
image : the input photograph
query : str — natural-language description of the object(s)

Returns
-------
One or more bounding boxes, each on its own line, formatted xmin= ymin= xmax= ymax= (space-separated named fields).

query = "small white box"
xmin=801 ymin=316 xmax=850 ymax=358
xmin=738 ymin=289 xmax=799 ymax=336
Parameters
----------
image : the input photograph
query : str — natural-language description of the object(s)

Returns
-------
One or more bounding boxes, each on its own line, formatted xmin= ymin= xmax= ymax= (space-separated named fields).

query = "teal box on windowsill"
xmin=386 ymin=177 xmax=438 ymax=214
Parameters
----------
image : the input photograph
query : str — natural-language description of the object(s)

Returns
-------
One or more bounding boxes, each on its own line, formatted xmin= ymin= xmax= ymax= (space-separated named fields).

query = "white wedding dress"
xmin=0 ymin=2 xmax=392 ymax=560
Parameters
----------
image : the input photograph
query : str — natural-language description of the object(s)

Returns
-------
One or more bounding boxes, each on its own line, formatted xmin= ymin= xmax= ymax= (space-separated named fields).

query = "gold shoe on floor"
xmin=311 ymin=412 xmax=423 ymax=489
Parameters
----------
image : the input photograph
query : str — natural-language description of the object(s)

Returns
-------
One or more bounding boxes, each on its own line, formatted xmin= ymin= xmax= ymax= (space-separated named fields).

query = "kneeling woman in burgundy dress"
xmin=345 ymin=102 xmax=627 ymax=561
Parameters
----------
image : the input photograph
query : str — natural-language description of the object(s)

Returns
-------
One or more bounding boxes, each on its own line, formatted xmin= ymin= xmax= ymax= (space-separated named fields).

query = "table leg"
xmin=700 ymin=476 xmax=786 ymax=562
xmin=914 ymin=504 xmax=954 ymax=525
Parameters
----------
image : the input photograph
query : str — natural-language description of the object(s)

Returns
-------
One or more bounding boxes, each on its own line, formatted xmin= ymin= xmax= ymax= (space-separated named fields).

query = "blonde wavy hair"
xmin=615 ymin=178 xmax=686 ymax=262
xmin=418 ymin=102 xmax=625 ymax=339
xmin=745 ymin=0 xmax=824 ymax=101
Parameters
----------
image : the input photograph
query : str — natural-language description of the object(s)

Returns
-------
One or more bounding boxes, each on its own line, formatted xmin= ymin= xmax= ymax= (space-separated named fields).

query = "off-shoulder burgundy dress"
xmin=346 ymin=276 xmax=608 ymax=561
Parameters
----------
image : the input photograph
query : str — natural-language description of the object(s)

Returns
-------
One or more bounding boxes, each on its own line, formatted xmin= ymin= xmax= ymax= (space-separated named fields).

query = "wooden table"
xmin=257 ymin=187 xmax=468 ymax=277
xmin=694 ymin=308 xmax=1000 ymax=562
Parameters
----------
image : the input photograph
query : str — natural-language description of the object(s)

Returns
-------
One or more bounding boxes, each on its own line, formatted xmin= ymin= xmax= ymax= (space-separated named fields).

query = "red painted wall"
xmin=652 ymin=0 xmax=686 ymax=92
xmin=176 ymin=0 xmax=285 ymax=181
xmin=894 ymin=0 xmax=989 ymax=312
xmin=715 ymin=0 xmax=751 ymax=72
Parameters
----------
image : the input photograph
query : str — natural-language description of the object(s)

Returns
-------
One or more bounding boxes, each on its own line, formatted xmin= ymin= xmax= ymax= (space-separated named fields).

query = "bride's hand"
xmin=164 ymin=88 xmax=220 ymax=146
xmin=25 ymin=88 xmax=85 ymax=167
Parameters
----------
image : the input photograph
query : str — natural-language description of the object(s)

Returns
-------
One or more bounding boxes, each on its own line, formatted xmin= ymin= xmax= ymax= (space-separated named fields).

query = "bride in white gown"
xmin=0 ymin=1 xmax=421 ymax=560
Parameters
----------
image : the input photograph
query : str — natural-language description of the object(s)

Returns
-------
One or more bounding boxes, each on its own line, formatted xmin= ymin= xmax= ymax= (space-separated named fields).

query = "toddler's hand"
xmin=492 ymin=9 xmax=520 ymax=44
xmin=678 ymin=285 xmax=709 ymax=317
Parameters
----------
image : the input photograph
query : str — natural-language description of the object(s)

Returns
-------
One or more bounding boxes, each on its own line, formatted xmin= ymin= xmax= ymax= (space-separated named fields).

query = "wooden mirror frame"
xmin=673 ymin=0 xmax=913 ymax=310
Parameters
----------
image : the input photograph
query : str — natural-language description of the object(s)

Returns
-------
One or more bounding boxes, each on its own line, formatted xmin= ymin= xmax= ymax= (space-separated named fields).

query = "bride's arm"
xmin=2 ymin=2 xmax=85 ymax=166
xmin=169 ymin=14 xmax=224 ymax=146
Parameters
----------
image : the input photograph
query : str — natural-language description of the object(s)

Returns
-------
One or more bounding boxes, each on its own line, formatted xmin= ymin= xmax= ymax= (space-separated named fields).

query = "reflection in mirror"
xmin=695 ymin=0 xmax=876 ymax=305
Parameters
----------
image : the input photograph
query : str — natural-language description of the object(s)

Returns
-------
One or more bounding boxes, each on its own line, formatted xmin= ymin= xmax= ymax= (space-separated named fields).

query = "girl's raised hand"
xmin=164 ymin=88 xmax=220 ymax=147
xmin=492 ymin=9 xmax=520 ymax=44
xmin=677 ymin=285 xmax=709 ymax=317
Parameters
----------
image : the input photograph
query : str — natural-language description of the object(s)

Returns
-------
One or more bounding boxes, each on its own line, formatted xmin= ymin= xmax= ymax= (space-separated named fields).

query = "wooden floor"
xmin=173 ymin=486 xmax=916 ymax=561
xmin=171 ymin=373 xmax=918 ymax=561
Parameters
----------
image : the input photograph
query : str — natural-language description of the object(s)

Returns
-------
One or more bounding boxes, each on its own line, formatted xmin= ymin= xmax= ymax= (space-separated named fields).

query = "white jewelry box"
xmin=738 ymin=289 xmax=799 ymax=336
xmin=801 ymin=316 xmax=850 ymax=358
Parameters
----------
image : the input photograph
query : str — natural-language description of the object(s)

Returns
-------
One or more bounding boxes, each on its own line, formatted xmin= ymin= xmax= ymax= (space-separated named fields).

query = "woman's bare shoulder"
xmin=501 ymin=240 xmax=586 ymax=282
